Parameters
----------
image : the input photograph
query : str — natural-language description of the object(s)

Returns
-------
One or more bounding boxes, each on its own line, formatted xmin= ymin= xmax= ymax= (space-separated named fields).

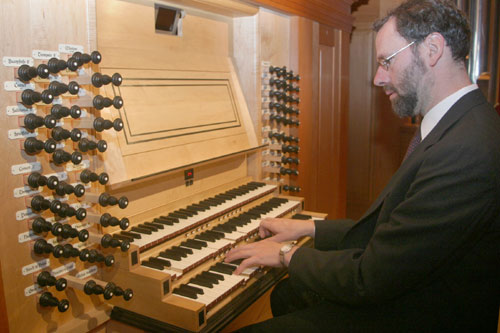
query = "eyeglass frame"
xmin=377 ymin=41 xmax=415 ymax=71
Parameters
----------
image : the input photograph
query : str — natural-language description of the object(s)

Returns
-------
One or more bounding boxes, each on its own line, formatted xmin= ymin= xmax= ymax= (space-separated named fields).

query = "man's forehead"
xmin=375 ymin=18 xmax=405 ymax=56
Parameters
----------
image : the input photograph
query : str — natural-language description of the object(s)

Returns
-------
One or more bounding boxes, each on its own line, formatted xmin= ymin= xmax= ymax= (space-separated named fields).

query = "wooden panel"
xmin=96 ymin=0 xmax=258 ymax=185
xmin=347 ymin=30 xmax=376 ymax=219
xmin=149 ymin=0 xmax=259 ymax=17
xmin=248 ymin=0 xmax=355 ymax=32
xmin=0 ymin=261 xmax=7 ymax=333
xmin=331 ymin=29 xmax=349 ymax=218
xmin=259 ymin=8 xmax=291 ymax=66
xmin=316 ymin=44 xmax=336 ymax=216
xmin=96 ymin=0 xmax=228 ymax=71
xmin=232 ymin=15 xmax=261 ymax=180
xmin=315 ymin=29 xmax=348 ymax=219
xmin=291 ymin=16 xmax=320 ymax=211
xmin=319 ymin=24 xmax=335 ymax=47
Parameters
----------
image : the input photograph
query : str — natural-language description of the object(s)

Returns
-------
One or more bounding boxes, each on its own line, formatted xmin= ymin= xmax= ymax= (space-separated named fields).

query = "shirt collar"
xmin=420 ymin=84 xmax=478 ymax=140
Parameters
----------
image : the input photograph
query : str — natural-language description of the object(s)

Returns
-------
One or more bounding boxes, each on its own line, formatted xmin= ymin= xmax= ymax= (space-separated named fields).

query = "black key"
xmin=226 ymin=218 xmax=246 ymax=227
xmin=166 ymin=248 xmax=189 ymax=258
xmin=154 ymin=217 xmax=174 ymax=226
xmin=131 ymin=227 xmax=152 ymax=235
xmin=168 ymin=212 xmax=188 ymax=219
xmin=121 ymin=231 xmax=142 ymax=239
xmin=216 ymin=262 xmax=237 ymax=273
xmin=292 ymin=213 xmax=313 ymax=220
xmin=217 ymin=193 xmax=235 ymax=200
xmin=190 ymin=277 xmax=213 ymax=288
xmin=187 ymin=204 xmax=208 ymax=212
xmin=159 ymin=216 xmax=179 ymax=223
xmin=194 ymin=274 xmax=216 ymax=285
xmin=113 ymin=234 xmax=134 ymax=242
xmin=206 ymin=230 xmax=225 ymax=239
xmin=213 ymin=224 xmax=237 ymax=233
xmin=181 ymin=241 xmax=202 ymax=250
xmin=210 ymin=263 xmax=233 ymax=275
xmin=270 ymin=197 xmax=288 ymax=204
xmin=195 ymin=234 xmax=216 ymax=243
xmin=144 ymin=222 xmax=164 ymax=229
xmin=202 ymin=270 xmax=224 ymax=282
xmin=179 ymin=208 xmax=197 ymax=216
xmin=171 ymin=246 xmax=193 ymax=255
xmin=173 ymin=287 xmax=197 ymax=299
xmin=174 ymin=209 xmax=192 ymax=217
xmin=138 ymin=223 xmax=158 ymax=232
xmin=141 ymin=260 xmax=164 ymax=271
xmin=242 ymin=212 xmax=261 ymax=219
xmin=251 ymin=207 xmax=272 ymax=214
xmin=249 ymin=181 xmax=265 ymax=188
xmin=149 ymin=256 xmax=171 ymax=267
xmin=159 ymin=251 xmax=182 ymax=261
xmin=180 ymin=284 xmax=204 ymax=295
xmin=200 ymin=198 xmax=220 ymax=206
xmin=186 ymin=238 xmax=207 ymax=248
xmin=198 ymin=274 xmax=219 ymax=285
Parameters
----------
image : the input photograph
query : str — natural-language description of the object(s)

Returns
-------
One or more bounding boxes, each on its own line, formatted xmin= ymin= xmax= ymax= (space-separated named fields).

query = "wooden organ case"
xmin=0 ymin=0 xmax=330 ymax=332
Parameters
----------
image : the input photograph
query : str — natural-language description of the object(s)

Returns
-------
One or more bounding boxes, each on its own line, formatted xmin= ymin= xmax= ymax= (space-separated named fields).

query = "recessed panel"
xmin=113 ymin=78 xmax=241 ymax=143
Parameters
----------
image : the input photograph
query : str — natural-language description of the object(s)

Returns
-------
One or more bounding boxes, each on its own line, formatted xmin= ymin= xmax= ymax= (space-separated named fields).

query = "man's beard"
xmin=386 ymin=54 xmax=427 ymax=118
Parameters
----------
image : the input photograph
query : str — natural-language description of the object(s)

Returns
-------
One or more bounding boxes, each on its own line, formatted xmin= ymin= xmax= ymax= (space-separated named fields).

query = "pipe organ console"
xmin=0 ymin=0 xmax=326 ymax=332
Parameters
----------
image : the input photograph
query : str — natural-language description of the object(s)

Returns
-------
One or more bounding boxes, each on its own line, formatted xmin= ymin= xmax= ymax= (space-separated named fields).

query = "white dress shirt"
xmin=420 ymin=84 xmax=479 ymax=140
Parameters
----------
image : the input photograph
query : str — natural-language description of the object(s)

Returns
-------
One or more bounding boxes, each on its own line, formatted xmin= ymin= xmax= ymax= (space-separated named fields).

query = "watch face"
xmin=281 ymin=243 xmax=293 ymax=253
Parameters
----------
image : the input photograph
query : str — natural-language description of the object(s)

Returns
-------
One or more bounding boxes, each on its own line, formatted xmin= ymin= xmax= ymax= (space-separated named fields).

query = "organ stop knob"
xmin=39 ymin=292 xmax=69 ymax=312
xmin=79 ymin=169 xmax=109 ymax=185
xmin=50 ymin=105 xmax=82 ymax=119
xmin=37 ymin=271 xmax=67 ymax=291
xmin=27 ymin=172 xmax=59 ymax=190
xmin=21 ymin=89 xmax=54 ymax=105
xmin=23 ymin=113 xmax=57 ymax=131
xmin=56 ymin=203 xmax=87 ymax=221
xmin=23 ymin=137 xmax=57 ymax=154
xmin=30 ymin=195 xmax=61 ymax=213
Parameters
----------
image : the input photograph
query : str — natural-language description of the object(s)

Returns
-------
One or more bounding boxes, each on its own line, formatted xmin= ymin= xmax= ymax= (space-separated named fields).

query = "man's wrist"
xmin=284 ymin=245 xmax=299 ymax=267
xmin=279 ymin=243 xmax=294 ymax=267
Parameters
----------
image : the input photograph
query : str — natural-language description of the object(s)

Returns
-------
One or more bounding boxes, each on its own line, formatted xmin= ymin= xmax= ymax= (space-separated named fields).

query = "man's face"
xmin=374 ymin=18 xmax=428 ymax=118
xmin=386 ymin=53 xmax=427 ymax=118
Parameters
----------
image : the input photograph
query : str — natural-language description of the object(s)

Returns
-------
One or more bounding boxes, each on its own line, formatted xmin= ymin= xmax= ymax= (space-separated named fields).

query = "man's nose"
xmin=373 ymin=65 xmax=388 ymax=87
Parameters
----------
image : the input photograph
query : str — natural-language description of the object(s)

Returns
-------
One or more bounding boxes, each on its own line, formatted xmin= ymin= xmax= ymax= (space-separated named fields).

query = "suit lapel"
xmin=414 ymin=89 xmax=487 ymax=155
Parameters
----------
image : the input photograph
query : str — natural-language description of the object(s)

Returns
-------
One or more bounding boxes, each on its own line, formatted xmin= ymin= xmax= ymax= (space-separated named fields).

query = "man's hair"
xmin=373 ymin=0 xmax=470 ymax=63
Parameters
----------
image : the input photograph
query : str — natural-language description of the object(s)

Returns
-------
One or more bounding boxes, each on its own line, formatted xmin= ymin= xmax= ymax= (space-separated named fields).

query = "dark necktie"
xmin=403 ymin=127 xmax=421 ymax=161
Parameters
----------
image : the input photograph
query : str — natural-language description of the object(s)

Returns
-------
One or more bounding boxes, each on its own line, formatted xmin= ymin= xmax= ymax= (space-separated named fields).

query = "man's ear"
xmin=424 ymin=32 xmax=445 ymax=67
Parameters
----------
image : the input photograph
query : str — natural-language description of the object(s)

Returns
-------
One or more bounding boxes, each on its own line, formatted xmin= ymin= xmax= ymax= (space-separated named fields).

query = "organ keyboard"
xmin=102 ymin=180 xmax=311 ymax=331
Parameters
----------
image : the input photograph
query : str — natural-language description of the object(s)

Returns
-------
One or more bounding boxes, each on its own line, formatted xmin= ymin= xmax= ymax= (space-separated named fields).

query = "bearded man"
xmin=226 ymin=1 xmax=500 ymax=331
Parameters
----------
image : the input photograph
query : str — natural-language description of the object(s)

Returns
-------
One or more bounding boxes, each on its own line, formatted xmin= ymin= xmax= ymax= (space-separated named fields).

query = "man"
xmin=225 ymin=0 xmax=500 ymax=331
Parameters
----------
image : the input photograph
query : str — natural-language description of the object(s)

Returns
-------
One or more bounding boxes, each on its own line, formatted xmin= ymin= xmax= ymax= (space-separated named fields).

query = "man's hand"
xmin=225 ymin=239 xmax=295 ymax=275
xmin=259 ymin=218 xmax=315 ymax=242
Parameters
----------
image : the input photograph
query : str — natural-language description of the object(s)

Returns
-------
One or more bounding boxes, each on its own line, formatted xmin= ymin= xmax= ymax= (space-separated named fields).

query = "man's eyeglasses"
xmin=377 ymin=41 xmax=415 ymax=71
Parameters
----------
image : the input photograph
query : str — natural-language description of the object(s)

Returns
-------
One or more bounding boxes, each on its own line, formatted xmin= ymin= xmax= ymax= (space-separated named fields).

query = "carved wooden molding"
xmin=246 ymin=0 xmax=355 ymax=32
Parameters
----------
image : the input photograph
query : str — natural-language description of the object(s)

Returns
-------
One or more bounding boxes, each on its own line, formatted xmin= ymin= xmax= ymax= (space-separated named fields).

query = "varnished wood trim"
xmin=246 ymin=0 xmax=355 ymax=32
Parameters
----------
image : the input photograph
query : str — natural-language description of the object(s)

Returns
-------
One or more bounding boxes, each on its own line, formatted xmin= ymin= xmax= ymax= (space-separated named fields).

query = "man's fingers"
xmin=233 ymin=257 xmax=257 ymax=275
xmin=225 ymin=243 xmax=255 ymax=262
xmin=258 ymin=226 xmax=272 ymax=239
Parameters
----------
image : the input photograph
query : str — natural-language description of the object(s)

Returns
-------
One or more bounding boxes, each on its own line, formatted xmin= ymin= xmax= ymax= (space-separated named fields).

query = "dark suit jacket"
xmin=289 ymin=89 xmax=500 ymax=331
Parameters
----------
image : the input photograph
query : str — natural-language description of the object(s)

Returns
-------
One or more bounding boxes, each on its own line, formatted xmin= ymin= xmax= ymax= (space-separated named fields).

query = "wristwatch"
xmin=279 ymin=243 xmax=295 ymax=267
